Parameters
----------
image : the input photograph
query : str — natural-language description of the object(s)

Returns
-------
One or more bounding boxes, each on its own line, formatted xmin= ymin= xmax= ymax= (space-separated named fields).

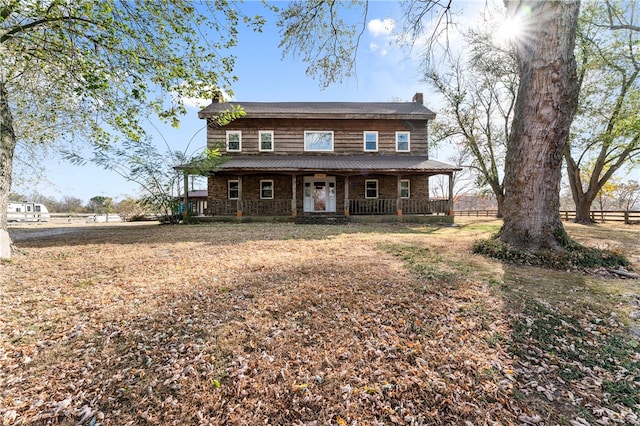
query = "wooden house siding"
xmin=186 ymin=95 xmax=461 ymax=220
xmin=207 ymin=118 xmax=428 ymax=155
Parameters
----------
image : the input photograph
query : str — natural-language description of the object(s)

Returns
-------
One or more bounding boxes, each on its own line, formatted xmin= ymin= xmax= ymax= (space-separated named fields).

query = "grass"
xmin=2 ymin=218 xmax=640 ymax=425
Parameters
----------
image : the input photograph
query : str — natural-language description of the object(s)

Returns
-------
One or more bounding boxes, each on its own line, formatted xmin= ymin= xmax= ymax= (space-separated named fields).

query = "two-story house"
xmin=193 ymin=93 xmax=460 ymax=223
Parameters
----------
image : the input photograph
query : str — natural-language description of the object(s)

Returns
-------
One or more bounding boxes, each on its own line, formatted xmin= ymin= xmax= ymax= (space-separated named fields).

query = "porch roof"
xmin=212 ymin=155 xmax=461 ymax=174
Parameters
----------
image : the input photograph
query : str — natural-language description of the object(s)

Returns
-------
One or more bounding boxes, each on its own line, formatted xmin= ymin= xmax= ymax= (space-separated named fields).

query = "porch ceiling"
xmin=213 ymin=155 xmax=461 ymax=174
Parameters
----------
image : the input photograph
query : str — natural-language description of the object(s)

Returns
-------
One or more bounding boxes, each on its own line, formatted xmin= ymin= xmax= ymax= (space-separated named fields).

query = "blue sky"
xmin=11 ymin=0 xmax=639 ymax=203
xmin=16 ymin=0 xmax=477 ymax=202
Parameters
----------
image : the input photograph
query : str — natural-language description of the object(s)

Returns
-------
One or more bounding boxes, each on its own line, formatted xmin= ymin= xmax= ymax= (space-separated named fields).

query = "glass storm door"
xmin=303 ymin=176 xmax=336 ymax=212
xmin=314 ymin=182 xmax=326 ymax=211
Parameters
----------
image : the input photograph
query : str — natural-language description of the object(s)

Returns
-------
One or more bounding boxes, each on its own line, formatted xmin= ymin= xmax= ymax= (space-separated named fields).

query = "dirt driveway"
xmin=8 ymin=221 xmax=156 ymax=242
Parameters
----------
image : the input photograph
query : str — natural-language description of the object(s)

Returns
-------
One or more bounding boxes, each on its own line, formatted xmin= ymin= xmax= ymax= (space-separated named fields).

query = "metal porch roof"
xmin=212 ymin=155 xmax=460 ymax=174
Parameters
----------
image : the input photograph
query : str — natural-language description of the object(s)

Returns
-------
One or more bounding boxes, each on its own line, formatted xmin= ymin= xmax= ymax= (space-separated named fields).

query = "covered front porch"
xmin=196 ymin=155 xmax=460 ymax=223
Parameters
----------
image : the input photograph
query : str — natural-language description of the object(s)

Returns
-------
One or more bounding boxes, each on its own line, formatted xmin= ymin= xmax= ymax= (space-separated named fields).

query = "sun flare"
xmin=497 ymin=17 xmax=521 ymax=41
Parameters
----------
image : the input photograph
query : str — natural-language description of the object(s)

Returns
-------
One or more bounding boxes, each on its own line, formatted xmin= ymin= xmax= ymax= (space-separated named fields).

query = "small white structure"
xmin=7 ymin=202 xmax=50 ymax=222
xmin=86 ymin=214 xmax=122 ymax=223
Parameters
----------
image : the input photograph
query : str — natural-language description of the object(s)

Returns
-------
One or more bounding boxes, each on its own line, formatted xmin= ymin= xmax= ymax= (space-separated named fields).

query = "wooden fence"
xmin=456 ymin=210 xmax=640 ymax=224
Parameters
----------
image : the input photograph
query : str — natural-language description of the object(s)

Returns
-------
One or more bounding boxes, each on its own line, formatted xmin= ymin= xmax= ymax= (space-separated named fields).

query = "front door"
xmin=314 ymin=182 xmax=327 ymax=211
xmin=303 ymin=176 xmax=336 ymax=212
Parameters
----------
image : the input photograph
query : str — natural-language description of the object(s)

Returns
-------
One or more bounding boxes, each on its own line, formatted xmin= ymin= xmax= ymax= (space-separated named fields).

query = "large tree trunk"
xmin=564 ymin=149 xmax=597 ymax=224
xmin=495 ymin=191 xmax=505 ymax=219
xmin=500 ymin=0 xmax=581 ymax=251
xmin=574 ymin=197 xmax=594 ymax=224
xmin=1 ymin=80 xmax=16 ymax=259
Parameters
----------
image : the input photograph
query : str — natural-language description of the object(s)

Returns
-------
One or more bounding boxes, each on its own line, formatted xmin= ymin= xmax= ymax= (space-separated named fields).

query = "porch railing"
xmin=207 ymin=199 xmax=291 ymax=216
xmin=400 ymin=199 xmax=449 ymax=215
xmin=207 ymin=198 xmax=451 ymax=216
xmin=243 ymin=199 xmax=291 ymax=216
xmin=348 ymin=199 xmax=396 ymax=215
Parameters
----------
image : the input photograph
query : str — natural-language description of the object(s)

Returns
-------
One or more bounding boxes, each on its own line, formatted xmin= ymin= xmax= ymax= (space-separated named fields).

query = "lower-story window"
xmin=365 ymin=179 xmax=378 ymax=199
xmin=260 ymin=180 xmax=274 ymax=199
xmin=400 ymin=179 xmax=410 ymax=198
xmin=228 ymin=180 xmax=239 ymax=199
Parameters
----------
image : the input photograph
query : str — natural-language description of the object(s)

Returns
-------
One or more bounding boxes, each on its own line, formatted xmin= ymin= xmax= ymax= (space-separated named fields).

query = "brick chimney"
xmin=412 ymin=92 xmax=424 ymax=105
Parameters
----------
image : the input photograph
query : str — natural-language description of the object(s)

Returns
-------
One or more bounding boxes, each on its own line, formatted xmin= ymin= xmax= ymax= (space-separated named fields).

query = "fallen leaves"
xmin=1 ymin=221 xmax=639 ymax=425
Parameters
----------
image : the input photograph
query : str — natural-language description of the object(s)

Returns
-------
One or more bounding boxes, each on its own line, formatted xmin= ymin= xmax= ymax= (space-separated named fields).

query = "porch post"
xmin=291 ymin=175 xmax=297 ymax=218
xmin=183 ymin=170 xmax=189 ymax=220
xmin=344 ymin=175 xmax=350 ymax=216
xmin=448 ymin=172 xmax=454 ymax=216
xmin=396 ymin=174 xmax=402 ymax=216
xmin=237 ymin=175 xmax=243 ymax=217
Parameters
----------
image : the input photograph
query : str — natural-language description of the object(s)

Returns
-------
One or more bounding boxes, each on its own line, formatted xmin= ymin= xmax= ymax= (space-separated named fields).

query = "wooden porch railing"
xmin=207 ymin=199 xmax=291 ymax=216
xmin=243 ymin=200 xmax=292 ymax=216
xmin=207 ymin=200 xmax=237 ymax=216
xmin=348 ymin=199 xmax=396 ymax=215
xmin=348 ymin=199 xmax=450 ymax=215
xmin=207 ymin=199 xmax=453 ymax=216
xmin=400 ymin=199 xmax=449 ymax=215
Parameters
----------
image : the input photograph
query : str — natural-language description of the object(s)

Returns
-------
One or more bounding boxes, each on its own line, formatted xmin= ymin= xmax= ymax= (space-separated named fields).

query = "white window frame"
xmin=304 ymin=130 xmax=334 ymax=152
xmin=363 ymin=131 xmax=378 ymax=152
xmin=400 ymin=179 xmax=410 ymax=199
xmin=395 ymin=131 xmax=410 ymax=152
xmin=259 ymin=130 xmax=274 ymax=152
xmin=226 ymin=130 xmax=242 ymax=152
xmin=228 ymin=180 xmax=239 ymax=200
xmin=260 ymin=180 xmax=274 ymax=199
xmin=365 ymin=179 xmax=379 ymax=199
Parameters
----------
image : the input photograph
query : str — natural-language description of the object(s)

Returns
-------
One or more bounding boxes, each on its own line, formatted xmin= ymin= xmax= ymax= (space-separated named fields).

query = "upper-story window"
xmin=364 ymin=131 xmax=378 ymax=152
xmin=226 ymin=130 xmax=242 ymax=152
xmin=259 ymin=131 xmax=274 ymax=151
xmin=304 ymin=131 xmax=334 ymax=152
xmin=396 ymin=131 xmax=410 ymax=152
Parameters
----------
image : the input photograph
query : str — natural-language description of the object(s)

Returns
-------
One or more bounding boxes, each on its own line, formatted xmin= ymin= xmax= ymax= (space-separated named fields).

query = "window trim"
xmin=226 ymin=130 xmax=242 ymax=152
xmin=260 ymin=179 xmax=274 ymax=199
xmin=228 ymin=179 xmax=239 ymax=200
xmin=400 ymin=179 xmax=410 ymax=199
xmin=365 ymin=179 xmax=379 ymax=199
xmin=395 ymin=131 xmax=410 ymax=152
xmin=259 ymin=130 xmax=274 ymax=152
xmin=363 ymin=131 xmax=378 ymax=152
xmin=304 ymin=130 xmax=334 ymax=152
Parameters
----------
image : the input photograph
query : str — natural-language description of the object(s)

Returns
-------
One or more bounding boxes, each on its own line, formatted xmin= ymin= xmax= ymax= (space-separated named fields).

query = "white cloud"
xmin=368 ymin=18 xmax=395 ymax=37
xmin=175 ymin=87 xmax=232 ymax=110
xmin=181 ymin=96 xmax=212 ymax=109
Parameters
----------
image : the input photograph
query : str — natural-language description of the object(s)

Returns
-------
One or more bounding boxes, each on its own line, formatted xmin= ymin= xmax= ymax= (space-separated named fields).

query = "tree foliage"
xmin=0 ymin=0 xmax=262 ymax=256
xmin=2 ymin=0 xmax=254 ymax=146
xmin=613 ymin=179 xmax=640 ymax=210
xmin=426 ymin=11 xmax=517 ymax=218
xmin=86 ymin=196 xmax=114 ymax=214
xmin=65 ymin=138 xmax=228 ymax=223
xmin=277 ymin=0 xmax=368 ymax=89
xmin=565 ymin=0 xmax=640 ymax=223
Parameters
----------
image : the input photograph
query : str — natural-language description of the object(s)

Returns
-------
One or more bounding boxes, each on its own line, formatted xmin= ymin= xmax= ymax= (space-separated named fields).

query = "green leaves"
xmin=2 ymin=0 xmax=265 ymax=150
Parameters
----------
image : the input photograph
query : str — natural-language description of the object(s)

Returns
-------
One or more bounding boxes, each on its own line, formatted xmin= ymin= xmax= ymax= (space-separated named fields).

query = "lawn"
xmin=1 ymin=219 xmax=639 ymax=425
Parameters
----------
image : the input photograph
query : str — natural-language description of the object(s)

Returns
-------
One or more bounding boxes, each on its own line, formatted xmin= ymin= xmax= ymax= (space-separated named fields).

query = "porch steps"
xmin=294 ymin=215 xmax=349 ymax=225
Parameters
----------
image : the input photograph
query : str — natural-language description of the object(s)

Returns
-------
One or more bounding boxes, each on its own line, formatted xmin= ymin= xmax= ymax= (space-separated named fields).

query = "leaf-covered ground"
xmin=1 ymin=220 xmax=639 ymax=425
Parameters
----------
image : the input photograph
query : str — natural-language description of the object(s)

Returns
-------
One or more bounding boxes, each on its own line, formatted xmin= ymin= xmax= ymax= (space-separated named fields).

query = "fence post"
xmin=625 ymin=210 xmax=630 ymax=224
